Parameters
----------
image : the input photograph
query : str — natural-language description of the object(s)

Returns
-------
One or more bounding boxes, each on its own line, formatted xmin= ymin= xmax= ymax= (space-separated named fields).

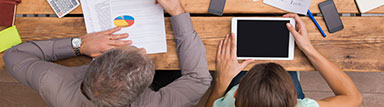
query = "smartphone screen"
xmin=208 ymin=0 xmax=226 ymax=16
xmin=319 ymin=0 xmax=344 ymax=33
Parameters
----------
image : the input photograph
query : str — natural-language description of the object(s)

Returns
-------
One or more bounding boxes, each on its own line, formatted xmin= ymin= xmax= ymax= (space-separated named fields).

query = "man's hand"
xmin=283 ymin=13 xmax=314 ymax=51
xmin=156 ymin=0 xmax=185 ymax=16
xmin=216 ymin=33 xmax=254 ymax=83
xmin=80 ymin=27 xmax=132 ymax=57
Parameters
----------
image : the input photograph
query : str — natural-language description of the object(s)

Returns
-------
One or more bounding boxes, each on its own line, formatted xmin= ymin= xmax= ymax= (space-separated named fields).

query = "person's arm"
xmin=284 ymin=13 xmax=362 ymax=107
xmin=205 ymin=34 xmax=253 ymax=107
xmin=134 ymin=0 xmax=212 ymax=106
xmin=3 ymin=27 xmax=130 ymax=92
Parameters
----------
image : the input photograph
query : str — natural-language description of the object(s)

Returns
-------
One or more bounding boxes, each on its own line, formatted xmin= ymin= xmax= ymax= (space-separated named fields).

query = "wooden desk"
xmin=16 ymin=0 xmax=384 ymax=14
xmin=1 ymin=0 xmax=383 ymax=72
xmin=0 ymin=0 xmax=383 ymax=106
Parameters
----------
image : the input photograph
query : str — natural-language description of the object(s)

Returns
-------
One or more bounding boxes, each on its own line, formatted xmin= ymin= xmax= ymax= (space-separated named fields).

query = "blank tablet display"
xmin=237 ymin=20 xmax=290 ymax=57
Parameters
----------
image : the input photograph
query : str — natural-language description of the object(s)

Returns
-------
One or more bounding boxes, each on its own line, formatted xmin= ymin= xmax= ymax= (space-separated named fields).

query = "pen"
xmin=307 ymin=10 xmax=326 ymax=38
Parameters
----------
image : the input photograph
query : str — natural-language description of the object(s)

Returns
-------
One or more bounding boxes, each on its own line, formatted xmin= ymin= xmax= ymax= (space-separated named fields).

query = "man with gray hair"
xmin=3 ymin=0 xmax=212 ymax=106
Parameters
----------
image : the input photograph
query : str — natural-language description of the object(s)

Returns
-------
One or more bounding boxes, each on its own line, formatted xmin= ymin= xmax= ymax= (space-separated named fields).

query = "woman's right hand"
xmin=283 ymin=13 xmax=314 ymax=51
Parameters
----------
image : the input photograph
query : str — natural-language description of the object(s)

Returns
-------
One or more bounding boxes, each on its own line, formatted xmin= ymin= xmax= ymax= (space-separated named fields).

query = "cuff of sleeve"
xmin=54 ymin=38 xmax=76 ymax=59
xmin=170 ymin=13 xmax=195 ymax=35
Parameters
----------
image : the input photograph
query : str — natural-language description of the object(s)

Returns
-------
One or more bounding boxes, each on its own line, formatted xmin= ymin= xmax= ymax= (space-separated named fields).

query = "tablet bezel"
xmin=232 ymin=17 xmax=295 ymax=60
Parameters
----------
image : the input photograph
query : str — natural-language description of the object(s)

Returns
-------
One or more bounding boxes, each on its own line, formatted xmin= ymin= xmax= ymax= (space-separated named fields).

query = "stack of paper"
xmin=355 ymin=0 xmax=384 ymax=13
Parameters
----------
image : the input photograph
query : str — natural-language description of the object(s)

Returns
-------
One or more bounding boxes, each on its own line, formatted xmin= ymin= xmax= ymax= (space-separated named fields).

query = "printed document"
xmin=355 ymin=0 xmax=384 ymax=13
xmin=80 ymin=0 xmax=167 ymax=54
xmin=263 ymin=0 xmax=312 ymax=15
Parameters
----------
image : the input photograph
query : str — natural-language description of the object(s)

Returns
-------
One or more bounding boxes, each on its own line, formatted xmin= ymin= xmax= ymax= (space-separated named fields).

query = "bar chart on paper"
xmin=114 ymin=15 xmax=135 ymax=27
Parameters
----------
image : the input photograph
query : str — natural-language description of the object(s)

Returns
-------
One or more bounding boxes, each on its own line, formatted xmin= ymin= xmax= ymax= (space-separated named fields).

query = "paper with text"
xmin=80 ymin=0 xmax=167 ymax=54
xmin=263 ymin=0 xmax=312 ymax=15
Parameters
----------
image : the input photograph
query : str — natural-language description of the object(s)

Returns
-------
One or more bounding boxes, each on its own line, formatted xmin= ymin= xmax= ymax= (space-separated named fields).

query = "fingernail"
xmin=286 ymin=23 xmax=291 ymax=27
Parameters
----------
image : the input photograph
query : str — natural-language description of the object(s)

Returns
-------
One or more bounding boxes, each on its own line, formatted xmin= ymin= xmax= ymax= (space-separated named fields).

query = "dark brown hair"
xmin=235 ymin=63 xmax=297 ymax=107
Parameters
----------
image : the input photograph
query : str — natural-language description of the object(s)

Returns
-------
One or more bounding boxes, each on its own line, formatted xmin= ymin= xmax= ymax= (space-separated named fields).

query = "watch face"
xmin=72 ymin=38 xmax=82 ymax=48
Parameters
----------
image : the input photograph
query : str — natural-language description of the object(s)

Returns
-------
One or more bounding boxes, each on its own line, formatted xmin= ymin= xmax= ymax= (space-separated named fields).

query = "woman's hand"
xmin=80 ymin=27 xmax=132 ymax=57
xmin=283 ymin=13 xmax=314 ymax=52
xmin=205 ymin=33 xmax=254 ymax=107
xmin=216 ymin=33 xmax=254 ymax=83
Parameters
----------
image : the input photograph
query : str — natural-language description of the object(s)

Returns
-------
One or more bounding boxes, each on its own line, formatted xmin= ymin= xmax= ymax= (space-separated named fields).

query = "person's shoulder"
xmin=296 ymin=98 xmax=319 ymax=107
xmin=39 ymin=65 xmax=88 ymax=106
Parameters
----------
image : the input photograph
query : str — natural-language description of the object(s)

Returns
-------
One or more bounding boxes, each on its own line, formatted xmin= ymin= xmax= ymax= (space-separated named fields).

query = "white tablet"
xmin=232 ymin=17 xmax=295 ymax=60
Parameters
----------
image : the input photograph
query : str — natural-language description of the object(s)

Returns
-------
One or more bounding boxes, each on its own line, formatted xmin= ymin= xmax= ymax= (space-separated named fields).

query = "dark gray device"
xmin=319 ymin=0 xmax=344 ymax=33
xmin=208 ymin=0 xmax=226 ymax=16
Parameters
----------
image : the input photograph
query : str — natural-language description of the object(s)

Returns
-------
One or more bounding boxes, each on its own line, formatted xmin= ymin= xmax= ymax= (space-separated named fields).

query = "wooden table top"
xmin=0 ymin=0 xmax=383 ymax=72
xmin=15 ymin=0 xmax=384 ymax=14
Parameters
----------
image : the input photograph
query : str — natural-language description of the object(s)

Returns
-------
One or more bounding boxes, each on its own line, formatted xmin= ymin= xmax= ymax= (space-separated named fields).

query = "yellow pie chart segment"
xmin=114 ymin=20 xmax=129 ymax=27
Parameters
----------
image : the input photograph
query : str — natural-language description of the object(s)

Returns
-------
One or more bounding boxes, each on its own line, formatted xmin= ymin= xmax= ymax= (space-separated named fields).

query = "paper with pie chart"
xmin=111 ymin=0 xmax=167 ymax=54
xmin=114 ymin=15 xmax=135 ymax=27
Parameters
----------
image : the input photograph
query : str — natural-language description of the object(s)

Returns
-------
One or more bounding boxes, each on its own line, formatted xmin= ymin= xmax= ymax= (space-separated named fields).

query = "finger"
xmin=217 ymin=40 xmax=223 ymax=59
xmin=223 ymin=34 xmax=231 ymax=57
xmin=104 ymin=27 xmax=122 ymax=34
xmin=283 ymin=13 xmax=297 ymax=18
xmin=240 ymin=59 xmax=255 ymax=69
xmin=110 ymin=33 xmax=129 ymax=40
xmin=91 ymin=53 xmax=102 ymax=58
xmin=286 ymin=23 xmax=301 ymax=39
xmin=108 ymin=40 xmax=132 ymax=46
xmin=283 ymin=14 xmax=304 ymax=26
xmin=230 ymin=33 xmax=237 ymax=57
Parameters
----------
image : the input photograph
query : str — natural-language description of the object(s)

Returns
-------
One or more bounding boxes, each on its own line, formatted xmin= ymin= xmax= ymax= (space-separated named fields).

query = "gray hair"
xmin=83 ymin=48 xmax=155 ymax=107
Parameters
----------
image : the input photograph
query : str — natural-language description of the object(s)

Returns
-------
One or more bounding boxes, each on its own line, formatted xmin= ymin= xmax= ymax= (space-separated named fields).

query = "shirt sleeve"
xmin=3 ymin=38 xmax=76 ymax=91
xmin=296 ymin=98 xmax=320 ymax=107
xmin=132 ymin=13 xmax=212 ymax=107
xmin=213 ymin=85 xmax=238 ymax=107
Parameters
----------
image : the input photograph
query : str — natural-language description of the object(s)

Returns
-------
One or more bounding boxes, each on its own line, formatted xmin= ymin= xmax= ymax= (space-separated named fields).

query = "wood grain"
xmin=1 ymin=17 xmax=383 ymax=72
xmin=16 ymin=0 xmax=384 ymax=14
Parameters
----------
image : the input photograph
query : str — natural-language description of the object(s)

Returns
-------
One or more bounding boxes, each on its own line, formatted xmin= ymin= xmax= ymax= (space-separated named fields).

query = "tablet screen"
xmin=237 ymin=20 xmax=290 ymax=58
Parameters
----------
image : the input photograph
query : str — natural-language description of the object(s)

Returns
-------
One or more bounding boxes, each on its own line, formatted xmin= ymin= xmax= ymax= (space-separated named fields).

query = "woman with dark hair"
xmin=204 ymin=13 xmax=362 ymax=107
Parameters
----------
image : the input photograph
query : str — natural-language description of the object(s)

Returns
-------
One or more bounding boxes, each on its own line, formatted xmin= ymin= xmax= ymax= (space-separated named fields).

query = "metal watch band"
xmin=74 ymin=47 xmax=81 ymax=56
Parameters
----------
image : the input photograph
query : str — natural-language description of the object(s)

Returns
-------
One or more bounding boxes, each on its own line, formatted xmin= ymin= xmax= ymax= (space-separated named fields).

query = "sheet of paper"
xmin=263 ymin=0 xmax=311 ymax=15
xmin=80 ymin=0 xmax=113 ymax=33
xmin=81 ymin=0 xmax=167 ymax=54
xmin=110 ymin=0 xmax=167 ymax=54
xmin=355 ymin=0 xmax=384 ymax=13
xmin=0 ymin=25 xmax=22 ymax=52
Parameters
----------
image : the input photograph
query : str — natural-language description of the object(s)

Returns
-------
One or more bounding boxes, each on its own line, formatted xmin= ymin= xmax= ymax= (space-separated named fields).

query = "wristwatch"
xmin=71 ymin=37 xmax=82 ymax=56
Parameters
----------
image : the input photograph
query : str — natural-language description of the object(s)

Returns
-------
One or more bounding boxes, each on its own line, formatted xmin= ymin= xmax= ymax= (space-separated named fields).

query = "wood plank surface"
xmin=16 ymin=0 xmax=384 ymax=14
xmin=1 ymin=17 xmax=383 ymax=72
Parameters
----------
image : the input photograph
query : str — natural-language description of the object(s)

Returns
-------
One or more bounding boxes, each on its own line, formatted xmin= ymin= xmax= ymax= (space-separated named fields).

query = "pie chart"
xmin=114 ymin=15 xmax=135 ymax=27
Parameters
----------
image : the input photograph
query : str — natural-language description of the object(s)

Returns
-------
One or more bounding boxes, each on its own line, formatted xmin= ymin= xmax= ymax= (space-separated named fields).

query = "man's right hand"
xmin=80 ymin=27 xmax=132 ymax=57
xmin=156 ymin=0 xmax=186 ymax=16
xmin=284 ymin=13 xmax=314 ymax=52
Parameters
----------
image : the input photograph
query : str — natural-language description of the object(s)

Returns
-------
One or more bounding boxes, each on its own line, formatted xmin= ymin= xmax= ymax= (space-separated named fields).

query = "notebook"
xmin=355 ymin=0 xmax=384 ymax=13
xmin=0 ymin=0 xmax=18 ymax=26
xmin=0 ymin=25 xmax=22 ymax=52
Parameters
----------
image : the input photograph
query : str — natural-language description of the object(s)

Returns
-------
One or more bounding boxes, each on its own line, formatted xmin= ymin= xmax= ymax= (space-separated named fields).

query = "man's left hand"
xmin=80 ymin=27 xmax=132 ymax=57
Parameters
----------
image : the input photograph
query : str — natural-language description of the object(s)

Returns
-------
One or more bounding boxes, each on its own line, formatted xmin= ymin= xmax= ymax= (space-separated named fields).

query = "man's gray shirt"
xmin=3 ymin=13 xmax=212 ymax=107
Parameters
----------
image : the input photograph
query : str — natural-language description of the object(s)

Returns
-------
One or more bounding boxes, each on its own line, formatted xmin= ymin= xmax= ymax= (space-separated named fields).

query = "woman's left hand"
xmin=216 ymin=33 xmax=254 ymax=82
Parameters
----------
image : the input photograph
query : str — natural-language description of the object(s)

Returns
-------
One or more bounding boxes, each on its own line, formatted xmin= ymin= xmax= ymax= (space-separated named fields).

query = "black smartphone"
xmin=319 ymin=0 xmax=344 ymax=33
xmin=208 ymin=0 xmax=226 ymax=16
